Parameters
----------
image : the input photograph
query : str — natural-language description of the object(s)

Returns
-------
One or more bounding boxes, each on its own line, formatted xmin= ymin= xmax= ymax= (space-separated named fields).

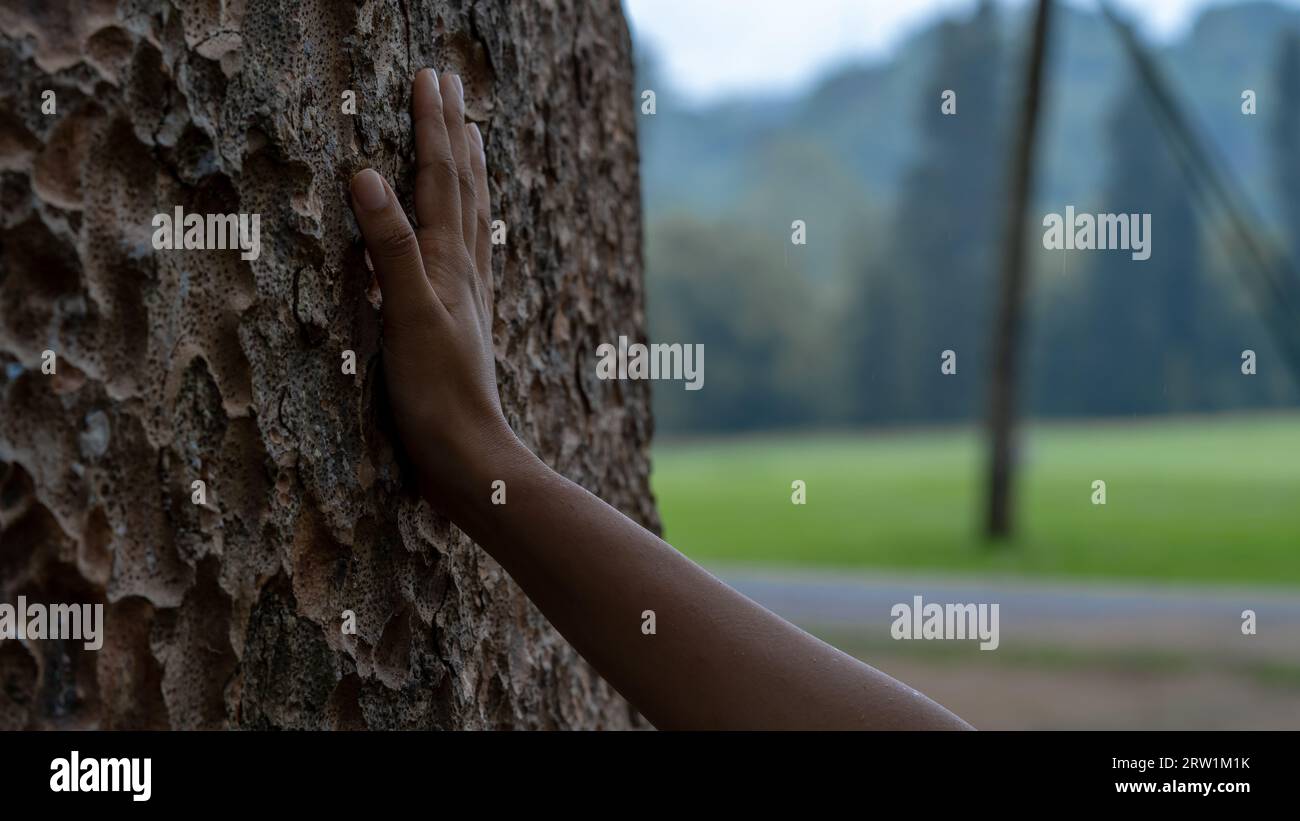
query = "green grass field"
xmin=650 ymin=414 xmax=1300 ymax=586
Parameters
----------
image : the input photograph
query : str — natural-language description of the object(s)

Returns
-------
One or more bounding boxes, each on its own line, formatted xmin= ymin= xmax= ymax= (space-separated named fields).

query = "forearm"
xmin=350 ymin=67 xmax=970 ymax=730
xmin=440 ymin=434 xmax=973 ymax=731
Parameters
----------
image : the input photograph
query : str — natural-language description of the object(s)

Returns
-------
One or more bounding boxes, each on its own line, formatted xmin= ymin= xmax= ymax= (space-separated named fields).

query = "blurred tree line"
xmin=638 ymin=1 xmax=1300 ymax=434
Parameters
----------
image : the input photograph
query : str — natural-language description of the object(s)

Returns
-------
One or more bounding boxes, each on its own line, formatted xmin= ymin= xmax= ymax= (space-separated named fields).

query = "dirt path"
xmin=714 ymin=565 xmax=1300 ymax=729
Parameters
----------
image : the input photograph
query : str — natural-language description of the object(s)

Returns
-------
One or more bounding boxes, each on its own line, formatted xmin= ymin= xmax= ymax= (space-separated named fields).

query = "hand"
xmin=349 ymin=68 xmax=514 ymax=511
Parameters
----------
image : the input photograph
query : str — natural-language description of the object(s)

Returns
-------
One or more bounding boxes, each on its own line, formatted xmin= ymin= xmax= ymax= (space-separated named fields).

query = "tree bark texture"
xmin=0 ymin=0 xmax=655 ymax=729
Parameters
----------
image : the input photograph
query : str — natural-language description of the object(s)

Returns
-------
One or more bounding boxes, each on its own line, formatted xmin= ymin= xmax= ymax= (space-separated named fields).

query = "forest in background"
xmin=638 ymin=0 xmax=1300 ymax=434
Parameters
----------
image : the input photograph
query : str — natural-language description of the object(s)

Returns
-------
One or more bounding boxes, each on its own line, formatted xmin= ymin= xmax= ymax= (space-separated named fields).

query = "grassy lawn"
xmin=650 ymin=414 xmax=1300 ymax=586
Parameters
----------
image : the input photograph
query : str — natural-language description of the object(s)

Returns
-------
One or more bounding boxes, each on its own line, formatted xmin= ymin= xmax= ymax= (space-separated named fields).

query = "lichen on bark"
xmin=0 ymin=0 xmax=654 ymax=729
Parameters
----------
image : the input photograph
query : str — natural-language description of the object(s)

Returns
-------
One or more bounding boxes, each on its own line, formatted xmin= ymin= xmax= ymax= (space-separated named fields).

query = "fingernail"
xmin=351 ymin=169 xmax=388 ymax=211
xmin=454 ymin=74 xmax=464 ymax=102
xmin=423 ymin=66 xmax=437 ymax=83
xmin=469 ymin=123 xmax=484 ymax=152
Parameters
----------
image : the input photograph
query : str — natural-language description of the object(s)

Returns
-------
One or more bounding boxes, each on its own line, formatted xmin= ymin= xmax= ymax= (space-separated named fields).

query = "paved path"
xmin=712 ymin=565 xmax=1300 ymax=728
xmin=714 ymin=565 xmax=1300 ymax=652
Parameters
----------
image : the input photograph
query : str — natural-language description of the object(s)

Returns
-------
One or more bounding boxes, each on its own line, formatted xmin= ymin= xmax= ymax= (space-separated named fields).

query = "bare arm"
xmin=348 ymin=67 xmax=972 ymax=730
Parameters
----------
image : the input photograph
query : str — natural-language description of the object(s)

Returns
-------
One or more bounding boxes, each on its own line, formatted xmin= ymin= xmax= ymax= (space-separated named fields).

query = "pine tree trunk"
xmin=0 ymin=0 xmax=653 ymax=729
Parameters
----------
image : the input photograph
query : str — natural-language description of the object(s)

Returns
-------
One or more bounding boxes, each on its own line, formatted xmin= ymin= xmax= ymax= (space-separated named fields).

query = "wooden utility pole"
xmin=985 ymin=0 xmax=1054 ymax=540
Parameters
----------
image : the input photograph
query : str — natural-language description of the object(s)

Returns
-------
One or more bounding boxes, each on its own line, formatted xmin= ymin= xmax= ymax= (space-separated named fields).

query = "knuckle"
xmin=457 ymin=170 xmax=476 ymax=200
xmin=418 ymin=227 xmax=468 ymax=260
xmin=438 ymin=155 xmax=460 ymax=182
xmin=374 ymin=221 xmax=417 ymax=259
xmin=418 ymin=153 xmax=460 ymax=184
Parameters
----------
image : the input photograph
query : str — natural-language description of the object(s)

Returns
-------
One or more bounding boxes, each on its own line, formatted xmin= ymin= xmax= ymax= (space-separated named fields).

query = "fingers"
xmin=468 ymin=123 xmax=493 ymax=313
xmin=376 ymin=68 xmax=482 ymax=321
xmin=412 ymin=68 xmax=459 ymax=236
xmin=439 ymin=73 xmax=478 ymax=251
xmin=350 ymin=168 xmax=444 ymax=327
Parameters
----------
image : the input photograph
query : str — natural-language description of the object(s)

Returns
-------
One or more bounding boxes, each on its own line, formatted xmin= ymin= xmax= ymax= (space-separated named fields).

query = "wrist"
xmin=420 ymin=415 xmax=536 ymax=527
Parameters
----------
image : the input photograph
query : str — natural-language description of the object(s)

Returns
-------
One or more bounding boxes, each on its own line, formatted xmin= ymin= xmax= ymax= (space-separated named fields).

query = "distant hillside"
xmin=634 ymin=1 xmax=1300 ymax=433
xmin=638 ymin=1 xmax=1300 ymax=238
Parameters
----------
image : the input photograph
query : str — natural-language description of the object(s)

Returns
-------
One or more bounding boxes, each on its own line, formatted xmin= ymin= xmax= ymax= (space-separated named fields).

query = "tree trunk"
xmin=0 ymin=0 xmax=654 ymax=729
xmin=984 ymin=0 xmax=1052 ymax=541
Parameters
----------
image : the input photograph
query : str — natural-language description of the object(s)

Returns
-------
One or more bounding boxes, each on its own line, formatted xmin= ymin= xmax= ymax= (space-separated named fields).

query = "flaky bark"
xmin=0 ymin=0 xmax=654 ymax=729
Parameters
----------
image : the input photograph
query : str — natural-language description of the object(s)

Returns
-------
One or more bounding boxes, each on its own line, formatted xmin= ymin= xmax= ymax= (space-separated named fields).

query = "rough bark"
xmin=0 ymin=0 xmax=655 ymax=729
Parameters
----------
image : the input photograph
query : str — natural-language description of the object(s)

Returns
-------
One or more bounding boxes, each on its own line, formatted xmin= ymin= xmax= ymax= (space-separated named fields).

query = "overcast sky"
xmin=623 ymin=0 xmax=1300 ymax=104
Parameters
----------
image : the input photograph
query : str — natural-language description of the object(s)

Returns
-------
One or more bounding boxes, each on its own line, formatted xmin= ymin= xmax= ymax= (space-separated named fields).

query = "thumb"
xmin=350 ymin=169 xmax=442 ymax=328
